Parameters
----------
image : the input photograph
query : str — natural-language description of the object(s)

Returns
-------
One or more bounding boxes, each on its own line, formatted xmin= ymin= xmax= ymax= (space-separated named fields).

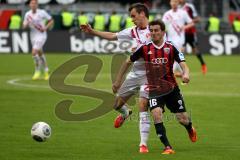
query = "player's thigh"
xmin=187 ymin=34 xmax=197 ymax=49
xmin=32 ymin=36 xmax=47 ymax=51
xmin=148 ymin=96 xmax=165 ymax=113
xmin=165 ymin=87 xmax=186 ymax=113
xmin=138 ymin=97 xmax=148 ymax=112
xmin=117 ymin=74 xmax=142 ymax=98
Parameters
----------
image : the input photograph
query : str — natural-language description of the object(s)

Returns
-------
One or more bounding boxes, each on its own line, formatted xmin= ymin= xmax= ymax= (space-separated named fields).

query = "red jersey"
xmin=130 ymin=41 xmax=185 ymax=96
xmin=182 ymin=3 xmax=198 ymax=34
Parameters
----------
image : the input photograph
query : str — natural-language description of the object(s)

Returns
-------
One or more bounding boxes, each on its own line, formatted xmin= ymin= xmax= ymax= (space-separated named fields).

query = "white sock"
xmin=139 ymin=111 xmax=151 ymax=146
xmin=32 ymin=55 xmax=40 ymax=71
xmin=39 ymin=54 xmax=49 ymax=72
xmin=118 ymin=105 xmax=129 ymax=119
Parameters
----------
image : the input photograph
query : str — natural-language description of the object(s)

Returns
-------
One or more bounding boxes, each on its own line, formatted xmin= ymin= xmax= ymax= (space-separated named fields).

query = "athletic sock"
xmin=139 ymin=112 xmax=150 ymax=146
xmin=196 ymin=53 xmax=205 ymax=65
xmin=32 ymin=55 xmax=40 ymax=71
xmin=39 ymin=54 xmax=49 ymax=72
xmin=181 ymin=121 xmax=193 ymax=132
xmin=117 ymin=105 xmax=129 ymax=119
xmin=154 ymin=122 xmax=171 ymax=147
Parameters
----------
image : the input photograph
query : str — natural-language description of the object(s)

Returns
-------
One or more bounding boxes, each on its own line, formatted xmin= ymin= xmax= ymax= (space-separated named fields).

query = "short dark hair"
xmin=128 ymin=3 xmax=149 ymax=19
xmin=149 ymin=20 xmax=166 ymax=31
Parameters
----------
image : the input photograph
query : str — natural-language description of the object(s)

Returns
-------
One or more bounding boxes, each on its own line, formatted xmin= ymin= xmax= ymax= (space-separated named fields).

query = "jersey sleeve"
xmin=116 ymin=27 xmax=133 ymax=40
xmin=190 ymin=3 xmax=198 ymax=18
xmin=23 ymin=13 xmax=28 ymax=26
xmin=173 ymin=45 xmax=185 ymax=63
xmin=130 ymin=45 xmax=144 ymax=62
xmin=183 ymin=10 xmax=193 ymax=24
xmin=162 ymin=13 xmax=168 ymax=24
xmin=42 ymin=10 xmax=52 ymax=21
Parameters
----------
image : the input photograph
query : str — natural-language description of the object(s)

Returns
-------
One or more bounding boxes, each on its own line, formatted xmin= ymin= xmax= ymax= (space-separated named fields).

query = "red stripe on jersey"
xmin=131 ymin=29 xmax=136 ymax=38
xmin=183 ymin=4 xmax=197 ymax=34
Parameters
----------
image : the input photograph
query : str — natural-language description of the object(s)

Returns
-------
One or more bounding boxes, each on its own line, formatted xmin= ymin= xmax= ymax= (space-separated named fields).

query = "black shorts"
xmin=184 ymin=33 xmax=198 ymax=48
xmin=148 ymin=87 xmax=186 ymax=113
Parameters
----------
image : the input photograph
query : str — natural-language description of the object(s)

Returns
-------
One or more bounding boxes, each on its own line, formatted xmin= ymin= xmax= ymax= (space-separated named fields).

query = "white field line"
xmin=6 ymin=72 xmax=240 ymax=97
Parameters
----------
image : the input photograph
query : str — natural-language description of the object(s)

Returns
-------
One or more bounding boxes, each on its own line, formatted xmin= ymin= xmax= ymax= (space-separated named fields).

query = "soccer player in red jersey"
xmin=113 ymin=20 xmax=197 ymax=154
xmin=179 ymin=0 xmax=207 ymax=74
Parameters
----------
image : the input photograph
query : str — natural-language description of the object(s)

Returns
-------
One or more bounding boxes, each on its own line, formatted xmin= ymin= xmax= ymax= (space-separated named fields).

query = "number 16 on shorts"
xmin=149 ymin=98 xmax=157 ymax=108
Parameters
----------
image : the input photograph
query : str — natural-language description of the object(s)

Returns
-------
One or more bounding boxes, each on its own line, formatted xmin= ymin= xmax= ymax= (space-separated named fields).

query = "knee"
xmin=151 ymin=108 xmax=163 ymax=124
xmin=139 ymin=98 xmax=148 ymax=112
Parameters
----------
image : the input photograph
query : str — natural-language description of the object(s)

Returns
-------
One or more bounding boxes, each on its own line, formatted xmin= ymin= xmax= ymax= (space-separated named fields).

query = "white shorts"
xmin=30 ymin=36 xmax=47 ymax=50
xmin=117 ymin=72 xmax=148 ymax=98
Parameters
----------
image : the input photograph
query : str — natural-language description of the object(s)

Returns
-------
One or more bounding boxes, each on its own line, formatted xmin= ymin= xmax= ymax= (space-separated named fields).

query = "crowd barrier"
xmin=0 ymin=30 xmax=239 ymax=55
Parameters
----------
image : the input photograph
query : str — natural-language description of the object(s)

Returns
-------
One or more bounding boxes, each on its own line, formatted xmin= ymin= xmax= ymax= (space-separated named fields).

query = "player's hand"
xmin=39 ymin=27 xmax=47 ymax=33
xmin=181 ymin=73 xmax=190 ymax=84
xmin=112 ymin=82 xmax=121 ymax=94
xmin=80 ymin=24 xmax=93 ymax=33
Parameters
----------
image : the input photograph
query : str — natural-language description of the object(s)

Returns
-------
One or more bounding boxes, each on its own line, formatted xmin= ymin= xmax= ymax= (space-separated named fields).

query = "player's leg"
xmin=38 ymin=50 xmax=49 ymax=80
xmin=36 ymin=37 xmax=49 ymax=80
xmin=138 ymin=97 xmax=150 ymax=153
xmin=149 ymin=98 xmax=175 ymax=154
xmin=113 ymin=95 xmax=132 ymax=128
xmin=31 ymin=38 xmax=41 ymax=80
xmin=191 ymin=33 xmax=207 ymax=74
xmin=113 ymin=75 xmax=138 ymax=128
xmin=165 ymin=87 xmax=197 ymax=142
xmin=175 ymin=112 xmax=197 ymax=142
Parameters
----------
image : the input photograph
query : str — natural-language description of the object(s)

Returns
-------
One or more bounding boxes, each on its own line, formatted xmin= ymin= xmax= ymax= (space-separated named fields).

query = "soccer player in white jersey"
xmin=81 ymin=3 xmax=151 ymax=153
xmin=162 ymin=0 xmax=194 ymax=76
xmin=23 ymin=0 xmax=53 ymax=80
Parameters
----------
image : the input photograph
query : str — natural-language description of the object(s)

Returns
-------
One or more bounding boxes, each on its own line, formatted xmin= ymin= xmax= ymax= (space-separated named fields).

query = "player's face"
xmin=149 ymin=25 xmax=165 ymax=42
xmin=170 ymin=0 xmax=179 ymax=9
xmin=130 ymin=8 xmax=145 ymax=26
xmin=178 ymin=0 xmax=185 ymax=5
xmin=30 ymin=0 xmax=38 ymax=11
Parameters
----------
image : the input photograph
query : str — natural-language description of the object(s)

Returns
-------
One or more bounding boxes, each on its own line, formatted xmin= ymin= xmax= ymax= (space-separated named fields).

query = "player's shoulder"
xmin=145 ymin=41 xmax=153 ymax=46
xmin=24 ymin=10 xmax=31 ymax=16
xmin=185 ymin=2 xmax=195 ymax=9
xmin=166 ymin=41 xmax=174 ymax=45
xmin=165 ymin=41 xmax=177 ymax=49
xmin=178 ymin=8 xmax=187 ymax=14
xmin=137 ymin=41 xmax=152 ymax=49
xmin=37 ymin=9 xmax=48 ymax=14
xmin=163 ymin=10 xmax=172 ymax=16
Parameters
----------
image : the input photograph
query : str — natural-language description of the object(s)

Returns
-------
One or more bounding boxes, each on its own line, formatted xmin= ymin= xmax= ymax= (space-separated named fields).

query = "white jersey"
xmin=23 ymin=9 xmax=52 ymax=39
xmin=162 ymin=8 xmax=192 ymax=49
xmin=116 ymin=26 xmax=151 ymax=75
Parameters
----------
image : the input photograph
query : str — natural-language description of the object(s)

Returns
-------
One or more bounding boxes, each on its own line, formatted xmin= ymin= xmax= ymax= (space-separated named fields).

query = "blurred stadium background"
xmin=0 ymin=0 xmax=240 ymax=160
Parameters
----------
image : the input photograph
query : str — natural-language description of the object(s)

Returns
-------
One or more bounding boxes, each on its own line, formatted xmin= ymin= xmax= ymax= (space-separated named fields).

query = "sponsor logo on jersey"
xmin=151 ymin=58 xmax=168 ymax=64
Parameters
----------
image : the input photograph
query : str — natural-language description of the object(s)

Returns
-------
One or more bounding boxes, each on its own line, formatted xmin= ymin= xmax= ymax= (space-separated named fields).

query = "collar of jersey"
xmin=152 ymin=40 xmax=166 ymax=49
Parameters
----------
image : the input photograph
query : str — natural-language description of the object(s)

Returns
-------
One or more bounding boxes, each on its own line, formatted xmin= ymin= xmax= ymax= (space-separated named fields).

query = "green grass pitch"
xmin=0 ymin=54 xmax=240 ymax=160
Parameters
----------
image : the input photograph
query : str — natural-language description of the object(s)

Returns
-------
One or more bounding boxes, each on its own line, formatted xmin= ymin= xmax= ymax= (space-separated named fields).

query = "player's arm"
xmin=44 ymin=19 xmax=54 ymax=31
xmin=190 ymin=3 xmax=201 ymax=24
xmin=193 ymin=16 xmax=200 ymax=23
xmin=179 ymin=62 xmax=190 ymax=83
xmin=112 ymin=46 xmax=143 ymax=93
xmin=183 ymin=21 xmax=194 ymax=31
xmin=22 ymin=14 xmax=29 ymax=29
xmin=182 ymin=11 xmax=195 ymax=31
xmin=80 ymin=24 xmax=117 ymax=40
xmin=173 ymin=45 xmax=190 ymax=83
